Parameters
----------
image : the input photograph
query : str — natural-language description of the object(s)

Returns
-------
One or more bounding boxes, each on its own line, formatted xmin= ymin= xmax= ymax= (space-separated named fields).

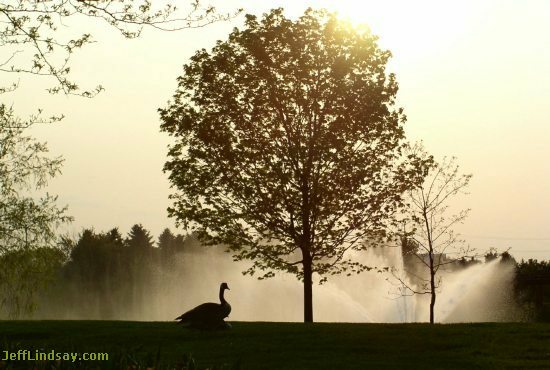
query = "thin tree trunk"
xmin=430 ymin=269 xmax=436 ymax=324
xmin=429 ymin=245 xmax=436 ymax=323
xmin=424 ymin=207 xmax=436 ymax=324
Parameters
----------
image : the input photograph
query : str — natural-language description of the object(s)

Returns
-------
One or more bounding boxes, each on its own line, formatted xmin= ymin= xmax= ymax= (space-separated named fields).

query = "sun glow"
xmin=283 ymin=0 xmax=483 ymax=63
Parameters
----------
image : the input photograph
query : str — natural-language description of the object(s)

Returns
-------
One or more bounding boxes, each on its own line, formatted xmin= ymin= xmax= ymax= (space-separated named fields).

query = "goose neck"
xmin=219 ymin=286 xmax=227 ymax=304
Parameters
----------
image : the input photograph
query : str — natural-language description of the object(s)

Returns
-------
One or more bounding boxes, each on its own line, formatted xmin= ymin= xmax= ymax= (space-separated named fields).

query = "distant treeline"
xmin=2 ymin=225 xmax=549 ymax=321
xmin=31 ymin=224 xmax=209 ymax=320
xmin=514 ymin=258 xmax=550 ymax=321
xmin=483 ymin=251 xmax=550 ymax=321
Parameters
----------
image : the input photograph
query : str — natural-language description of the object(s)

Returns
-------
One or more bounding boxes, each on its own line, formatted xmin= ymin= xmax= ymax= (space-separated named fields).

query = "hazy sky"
xmin=12 ymin=0 xmax=549 ymax=260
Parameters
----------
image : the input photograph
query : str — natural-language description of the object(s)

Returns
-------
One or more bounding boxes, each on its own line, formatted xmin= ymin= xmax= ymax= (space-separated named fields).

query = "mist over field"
xmin=29 ymin=240 xmax=521 ymax=323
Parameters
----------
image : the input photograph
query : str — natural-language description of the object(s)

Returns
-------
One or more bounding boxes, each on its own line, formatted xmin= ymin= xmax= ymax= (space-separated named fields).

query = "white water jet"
xmin=438 ymin=259 xmax=518 ymax=322
xmin=435 ymin=260 xmax=502 ymax=321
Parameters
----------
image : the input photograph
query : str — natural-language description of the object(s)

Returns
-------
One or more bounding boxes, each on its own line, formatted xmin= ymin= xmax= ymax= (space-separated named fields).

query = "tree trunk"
xmin=300 ymin=175 xmax=313 ymax=323
xmin=303 ymin=256 xmax=313 ymax=323
xmin=429 ymin=269 xmax=436 ymax=324
xmin=424 ymin=208 xmax=436 ymax=324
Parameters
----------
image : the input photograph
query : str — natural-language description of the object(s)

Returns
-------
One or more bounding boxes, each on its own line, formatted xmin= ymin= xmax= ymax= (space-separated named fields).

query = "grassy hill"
xmin=1 ymin=321 xmax=549 ymax=369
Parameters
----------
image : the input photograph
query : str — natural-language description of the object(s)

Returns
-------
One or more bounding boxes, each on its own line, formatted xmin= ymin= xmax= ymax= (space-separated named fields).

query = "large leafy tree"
xmin=160 ymin=8 xmax=429 ymax=322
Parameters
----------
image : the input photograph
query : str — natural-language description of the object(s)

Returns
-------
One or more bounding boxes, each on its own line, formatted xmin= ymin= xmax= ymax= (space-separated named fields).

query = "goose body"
xmin=175 ymin=282 xmax=231 ymax=329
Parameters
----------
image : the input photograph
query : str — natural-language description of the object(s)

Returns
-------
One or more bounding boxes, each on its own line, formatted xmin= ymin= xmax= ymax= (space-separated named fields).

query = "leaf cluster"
xmin=1 ymin=0 xmax=240 ymax=96
xmin=0 ymin=104 xmax=71 ymax=254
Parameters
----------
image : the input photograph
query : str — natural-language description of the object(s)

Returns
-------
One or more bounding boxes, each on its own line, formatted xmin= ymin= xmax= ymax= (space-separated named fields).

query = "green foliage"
xmin=0 ymin=106 xmax=70 ymax=254
xmin=0 ymin=248 xmax=65 ymax=318
xmin=160 ymin=8 xmax=429 ymax=288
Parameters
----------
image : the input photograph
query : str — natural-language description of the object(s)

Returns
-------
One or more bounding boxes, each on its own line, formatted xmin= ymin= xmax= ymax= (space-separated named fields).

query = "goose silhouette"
xmin=175 ymin=282 xmax=231 ymax=329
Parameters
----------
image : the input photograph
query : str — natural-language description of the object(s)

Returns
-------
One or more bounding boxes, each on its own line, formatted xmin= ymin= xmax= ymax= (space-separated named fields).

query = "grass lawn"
xmin=1 ymin=321 xmax=549 ymax=369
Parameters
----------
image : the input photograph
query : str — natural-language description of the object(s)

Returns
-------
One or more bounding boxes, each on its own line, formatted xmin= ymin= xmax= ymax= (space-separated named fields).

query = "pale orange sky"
xmin=11 ymin=0 xmax=550 ymax=259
